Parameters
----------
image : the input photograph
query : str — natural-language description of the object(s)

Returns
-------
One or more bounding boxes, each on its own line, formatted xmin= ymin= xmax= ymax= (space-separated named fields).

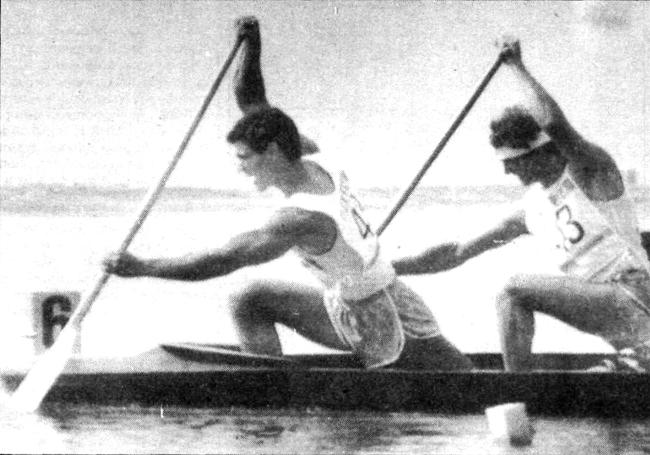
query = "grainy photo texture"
xmin=1 ymin=1 xmax=649 ymax=454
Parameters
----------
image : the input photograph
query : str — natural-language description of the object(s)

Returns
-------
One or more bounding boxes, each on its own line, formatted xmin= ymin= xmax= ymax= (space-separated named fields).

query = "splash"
xmin=0 ymin=386 xmax=67 ymax=453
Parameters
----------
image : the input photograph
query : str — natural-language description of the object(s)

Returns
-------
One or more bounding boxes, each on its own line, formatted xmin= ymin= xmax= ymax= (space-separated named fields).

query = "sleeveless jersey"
xmin=285 ymin=159 xmax=396 ymax=300
xmin=524 ymin=169 xmax=650 ymax=282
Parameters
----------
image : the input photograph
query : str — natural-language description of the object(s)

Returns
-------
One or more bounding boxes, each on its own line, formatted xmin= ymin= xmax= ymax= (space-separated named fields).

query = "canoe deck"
xmin=2 ymin=344 xmax=648 ymax=417
xmin=159 ymin=342 xmax=629 ymax=370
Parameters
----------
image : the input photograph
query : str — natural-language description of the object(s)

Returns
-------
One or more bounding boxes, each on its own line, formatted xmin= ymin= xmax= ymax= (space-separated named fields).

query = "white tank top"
xmin=283 ymin=158 xmax=396 ymax=300
xmin=524 ymin=169 xmax=650 ymax=282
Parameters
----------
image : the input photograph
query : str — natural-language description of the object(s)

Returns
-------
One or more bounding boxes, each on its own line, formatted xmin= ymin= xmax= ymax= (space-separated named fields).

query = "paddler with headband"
xmin=393 ymin=37 xmax=650 ymax=373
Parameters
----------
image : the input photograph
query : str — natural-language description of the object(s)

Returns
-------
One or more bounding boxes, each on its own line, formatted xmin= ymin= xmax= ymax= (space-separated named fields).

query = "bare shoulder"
xmin=547 ymin=120 xmax=621 ymax=183
xmin=266 ymin=207 xmax=335 ymax=236
xmin=267 ymin=207 xmax=337 ymax=253
xmin=565 ymin=140 xmax=624 ymax=200
xmin=303 ymin=159 xmax=336 ymax=191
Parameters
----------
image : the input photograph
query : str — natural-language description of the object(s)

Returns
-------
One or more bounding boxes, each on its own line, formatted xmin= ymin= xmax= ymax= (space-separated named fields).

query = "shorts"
xmin=599 ymin=269 xmax=650 ymax=363
xmin=323 ymin=278 xmax=440 ymax=368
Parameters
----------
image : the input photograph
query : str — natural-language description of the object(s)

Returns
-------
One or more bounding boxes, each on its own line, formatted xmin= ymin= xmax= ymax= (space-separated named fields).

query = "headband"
xmin=494 ymin=131 xmax=552 ymax=160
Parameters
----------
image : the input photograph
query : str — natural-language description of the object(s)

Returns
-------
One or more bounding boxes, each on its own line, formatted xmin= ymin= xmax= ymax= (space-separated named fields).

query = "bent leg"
xmin=234 ymin=16 xmax=269 ymax=113
xmin=391 ymin=336 xmax=474 ymax=371
xmin=496 ymin=274 xmax=644 ymax=371
xmin=228 ymin=279 xmax=349 ymax=356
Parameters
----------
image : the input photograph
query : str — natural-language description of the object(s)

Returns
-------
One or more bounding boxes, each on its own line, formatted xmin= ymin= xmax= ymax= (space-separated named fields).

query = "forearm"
xmin=141 ymin=252 xmax=239 ymax=281
xmin=393 ymin=215 xmax=525 ymax=276
xmin=510 ymin=62 xmax=614 ymax=171
xmin=234 ymin=18 xmax=268 ymax=111
xmin=393 ymin=242 xmax=465 ymax=275
xmin=509 ymin=62 xmax=565 ymax=129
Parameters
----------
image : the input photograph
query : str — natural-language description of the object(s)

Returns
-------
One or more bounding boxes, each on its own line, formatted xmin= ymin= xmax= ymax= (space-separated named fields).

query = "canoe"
xmin=2 ymin=343 xmax=648 ymax=417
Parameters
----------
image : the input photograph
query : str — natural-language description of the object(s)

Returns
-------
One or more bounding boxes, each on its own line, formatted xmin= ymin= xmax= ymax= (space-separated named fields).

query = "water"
xmin=1 ymin=184 xmax=649 ymax=453
xmin=0 ymin=403 xmax=648 ymax=454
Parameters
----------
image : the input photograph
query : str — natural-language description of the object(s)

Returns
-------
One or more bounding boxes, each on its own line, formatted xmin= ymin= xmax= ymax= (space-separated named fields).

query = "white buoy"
xmin=485 ymin=402 xmax=534 ymax=446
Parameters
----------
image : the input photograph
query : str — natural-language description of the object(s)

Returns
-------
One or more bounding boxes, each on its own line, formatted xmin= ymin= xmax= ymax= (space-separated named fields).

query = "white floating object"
xmin=485 ymin=402 xmax=534 ymax=446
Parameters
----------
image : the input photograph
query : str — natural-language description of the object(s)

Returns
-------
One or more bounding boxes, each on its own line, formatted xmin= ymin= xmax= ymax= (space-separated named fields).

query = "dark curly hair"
xmin=227 ymin=107 xmax=301 ymax=161
xmin=489 ymin=106 xmax=542 ymax=149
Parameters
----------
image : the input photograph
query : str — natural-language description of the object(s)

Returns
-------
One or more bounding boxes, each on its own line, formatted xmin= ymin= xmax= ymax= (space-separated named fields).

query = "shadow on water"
xmin=295 ymin=412 xmax=446 ymax=453
xmin=204 ymin=408 xmax=465 ymax=454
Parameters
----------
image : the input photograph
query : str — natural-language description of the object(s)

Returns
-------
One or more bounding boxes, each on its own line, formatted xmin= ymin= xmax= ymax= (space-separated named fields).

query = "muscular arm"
xmin=105 ymin=208 xmax=335 ymax=281
xmin=233 ymin=16 xmax=319 ymax=155
xmin=234 ymin=16 xmax=269 ymax=113
xmin=393 ymin=210 xmax=527 ymax=275
xmin=501 ymin=39 xmax=623 ymax=198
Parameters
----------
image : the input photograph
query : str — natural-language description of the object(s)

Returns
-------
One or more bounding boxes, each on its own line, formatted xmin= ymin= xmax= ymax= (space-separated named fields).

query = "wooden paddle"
xmin=377 ymin=52 xmax=506 ymax=236
xmin=9 ymin=36 xmax=244 ymax=413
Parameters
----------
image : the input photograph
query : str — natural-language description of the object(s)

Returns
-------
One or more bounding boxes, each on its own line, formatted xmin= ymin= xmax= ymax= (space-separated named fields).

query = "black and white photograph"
xmin=1 ymin=1 xmax=649 ymax=453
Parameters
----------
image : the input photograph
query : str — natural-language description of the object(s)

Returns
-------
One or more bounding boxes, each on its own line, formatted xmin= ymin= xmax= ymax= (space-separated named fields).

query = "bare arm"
xmin=234 ymin=16 xmax=268 ymax=113
xmin=104 ymin=208 xmax=333 ymax=281
xmin=500 ymin=38 xmax=623 ymax=197
xmin=393 ymin=210 xmax=527 ymax=275
xmin=233 ymin=15 xmax=319 ymax=155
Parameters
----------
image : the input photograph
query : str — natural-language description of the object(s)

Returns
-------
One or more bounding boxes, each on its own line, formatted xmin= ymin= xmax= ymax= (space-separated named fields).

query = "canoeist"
xmin=393 ymin=37 xmax=650 ymax=372
xmin=103 ymin=17 xmax=471 ymax=371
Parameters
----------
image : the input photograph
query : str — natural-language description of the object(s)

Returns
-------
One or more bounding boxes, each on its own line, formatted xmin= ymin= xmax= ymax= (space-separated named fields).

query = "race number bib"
xmin=338 ymin=172 xmax=379 ymax=266
xmin=546 ymin=174 xmax=635 ymax=279
xmin=555 ymin=205 xmax=585 ymax=251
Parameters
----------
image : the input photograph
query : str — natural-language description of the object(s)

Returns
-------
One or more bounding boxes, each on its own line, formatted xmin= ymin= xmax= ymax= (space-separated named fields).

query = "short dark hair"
xmin=226 ymin=107 xmax=302 ymax=161
xmin=489 ymin=106 xmax=542 ymax=149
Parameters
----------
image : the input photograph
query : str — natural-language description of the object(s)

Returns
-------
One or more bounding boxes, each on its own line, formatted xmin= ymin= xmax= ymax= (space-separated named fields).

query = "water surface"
xmin=2 ymin=404 xmax=649 ymax=454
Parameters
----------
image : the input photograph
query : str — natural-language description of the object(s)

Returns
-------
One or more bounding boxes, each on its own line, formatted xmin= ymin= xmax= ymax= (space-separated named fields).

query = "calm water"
xmin=1 ymin=185 xmax=649 ymax=453
xmin=1 ymin=403 xmax=649 ymax=454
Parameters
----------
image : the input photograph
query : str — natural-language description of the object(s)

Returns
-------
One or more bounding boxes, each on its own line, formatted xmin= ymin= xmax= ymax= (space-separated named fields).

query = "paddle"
xmin=9 ymin=36 xmax=244 ymax=413
xmin=376 ymin=52 xmax=506 ymax=236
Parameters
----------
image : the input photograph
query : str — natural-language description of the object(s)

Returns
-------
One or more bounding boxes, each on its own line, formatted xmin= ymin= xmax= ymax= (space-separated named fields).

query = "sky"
xmin=1 ymin=1 xmax=648 ymax=189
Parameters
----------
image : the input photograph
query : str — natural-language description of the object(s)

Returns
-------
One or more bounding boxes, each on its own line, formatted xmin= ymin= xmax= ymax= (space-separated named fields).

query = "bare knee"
xmin=228 ymin=282 xmax=276 ymax=324
xmin=496 ymin=275 xmax=530 ymax=314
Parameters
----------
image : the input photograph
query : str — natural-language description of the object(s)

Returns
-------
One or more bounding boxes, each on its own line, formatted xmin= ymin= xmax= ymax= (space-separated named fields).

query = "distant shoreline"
xmin=1 ymin=183 xmax=648 ymax=215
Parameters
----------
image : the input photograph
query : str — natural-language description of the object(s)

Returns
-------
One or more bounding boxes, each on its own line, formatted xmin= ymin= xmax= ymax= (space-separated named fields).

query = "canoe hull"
xmin=2 ymin=345 xmax=648 ymax=416
xmin=3 ymin=368 xmax=648 ymax=416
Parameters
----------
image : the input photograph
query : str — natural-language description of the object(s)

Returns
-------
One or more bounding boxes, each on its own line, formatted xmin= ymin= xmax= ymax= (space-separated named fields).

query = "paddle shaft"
xmin=376 ymin=54 xmax=505 ymax=236
xmin=74 ymin=36 xmax=244 ymax=323
xmin=11 ymin=36 xmax=244 ymax=412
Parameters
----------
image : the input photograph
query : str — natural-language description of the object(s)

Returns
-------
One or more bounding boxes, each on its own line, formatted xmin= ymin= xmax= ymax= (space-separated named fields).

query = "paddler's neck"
xmin=276 ymin=161 xmax=334 ymax=198
xmin=276 ymin=160 xmax=313 ymax=197
xmin=539 ymin=160 xmax=567 ymax=189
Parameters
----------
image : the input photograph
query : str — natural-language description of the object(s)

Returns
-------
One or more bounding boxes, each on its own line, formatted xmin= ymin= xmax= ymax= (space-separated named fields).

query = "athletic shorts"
xmin=323 ymin=278 xmax=440 ymax=368
xmin=599 ymin=269 xmax=650 ymax=363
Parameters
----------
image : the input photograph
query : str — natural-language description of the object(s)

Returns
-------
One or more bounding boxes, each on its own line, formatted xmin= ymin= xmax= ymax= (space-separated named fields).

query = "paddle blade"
xmin=9 ymin=325 xmax=79 ymax=413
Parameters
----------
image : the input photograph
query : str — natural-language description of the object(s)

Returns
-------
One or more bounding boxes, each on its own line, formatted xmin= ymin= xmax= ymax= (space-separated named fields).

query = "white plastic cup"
xmin=485 ymin=402 xmax=534 ymax=446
